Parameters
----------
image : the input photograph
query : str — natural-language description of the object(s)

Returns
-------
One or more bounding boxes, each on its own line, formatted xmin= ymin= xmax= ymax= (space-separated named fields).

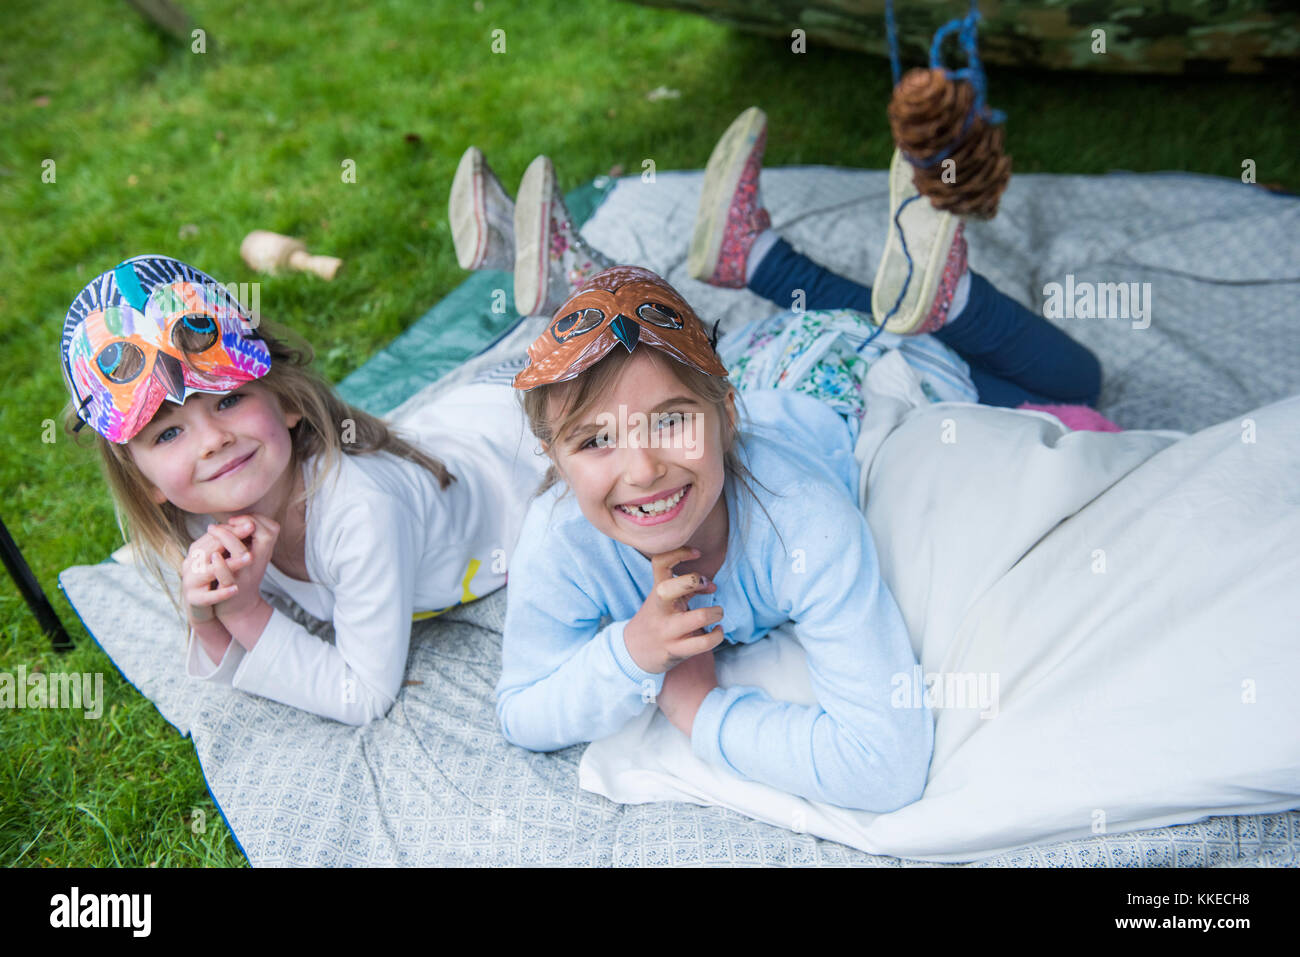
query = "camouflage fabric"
xmin=629 ymin=0 xmax=1299 ymax=74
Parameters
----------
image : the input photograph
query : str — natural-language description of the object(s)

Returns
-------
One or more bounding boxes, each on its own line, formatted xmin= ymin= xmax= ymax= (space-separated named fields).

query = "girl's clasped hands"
xmin=182 ymin=514 xmax=279 ymax=659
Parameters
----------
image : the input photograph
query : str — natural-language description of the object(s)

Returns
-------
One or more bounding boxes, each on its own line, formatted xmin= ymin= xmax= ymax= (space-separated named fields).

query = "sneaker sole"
xmin=514 ymin=155 xmax=554 ymax=317
xmin=450 ymin=146 xmax=492 ymax=271
xmin=688 ymin=106 xmax=766 ymax=281
xmin=871 ymin=148 xmax=958 ymax=335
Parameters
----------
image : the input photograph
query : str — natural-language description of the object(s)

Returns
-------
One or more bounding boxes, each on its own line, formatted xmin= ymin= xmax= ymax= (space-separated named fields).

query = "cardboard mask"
xmin=513 ymin=265 xmax=728 ymax=391
xmin=60 ymin=255 xmax=271 ymax=443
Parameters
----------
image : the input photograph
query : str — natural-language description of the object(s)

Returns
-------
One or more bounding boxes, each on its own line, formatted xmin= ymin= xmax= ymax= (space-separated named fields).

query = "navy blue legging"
xmin=748 ymin=238 xmax=1102 ymax=408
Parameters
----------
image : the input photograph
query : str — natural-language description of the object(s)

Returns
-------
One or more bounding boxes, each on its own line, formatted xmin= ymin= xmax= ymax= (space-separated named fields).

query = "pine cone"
xmin=888 ymin=67 xmax=1012 ymax=219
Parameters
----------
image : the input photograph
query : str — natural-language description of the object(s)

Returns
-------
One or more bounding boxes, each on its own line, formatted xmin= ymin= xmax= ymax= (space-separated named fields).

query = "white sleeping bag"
xmin=580 ymin=352 xmax=1300 ymax=862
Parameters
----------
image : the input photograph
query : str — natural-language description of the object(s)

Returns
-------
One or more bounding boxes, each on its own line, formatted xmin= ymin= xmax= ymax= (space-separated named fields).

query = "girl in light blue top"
xmin=498 ymin=265 xmax=932 ymax=812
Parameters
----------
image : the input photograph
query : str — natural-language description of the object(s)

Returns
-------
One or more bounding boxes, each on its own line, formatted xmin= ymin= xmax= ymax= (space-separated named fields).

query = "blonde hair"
xmin=67 ymin=321 xmax=455 ymax=608
xmin=519 ymin=346 xmax=778 ymax=535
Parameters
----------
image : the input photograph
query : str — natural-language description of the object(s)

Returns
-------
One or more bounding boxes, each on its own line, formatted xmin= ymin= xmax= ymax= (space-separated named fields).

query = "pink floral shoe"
xmin=449 ymin=146 xmax=515 ymax=271
xmin=871 ymin=148 xmax=969 ymax=335
xmin=687 ymin=106 xmax=772 ymax=288
xmin=514 ymin=155 xmax=612 ymax=318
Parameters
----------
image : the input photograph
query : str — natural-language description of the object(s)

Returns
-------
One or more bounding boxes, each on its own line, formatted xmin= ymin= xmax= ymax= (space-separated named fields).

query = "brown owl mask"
xmin=513 ymin=265 xmax=729 ymax=391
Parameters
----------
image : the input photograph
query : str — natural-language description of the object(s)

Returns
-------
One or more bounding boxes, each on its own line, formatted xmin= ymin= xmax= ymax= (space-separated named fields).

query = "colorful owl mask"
xmin=60 ymin=255 xmax=271 ymax=443
xmin=513 ymin=265 xmax=728 ymax=391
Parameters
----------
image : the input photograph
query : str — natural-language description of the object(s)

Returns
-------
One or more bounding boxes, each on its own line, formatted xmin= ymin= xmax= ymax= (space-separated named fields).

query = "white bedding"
xmin=580 ymin=352 xmax=1300 ymax=862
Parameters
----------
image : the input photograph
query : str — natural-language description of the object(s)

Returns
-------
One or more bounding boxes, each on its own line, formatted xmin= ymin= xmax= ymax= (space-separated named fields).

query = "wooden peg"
xmin=240 ymin=230 xmax=342 ymax=280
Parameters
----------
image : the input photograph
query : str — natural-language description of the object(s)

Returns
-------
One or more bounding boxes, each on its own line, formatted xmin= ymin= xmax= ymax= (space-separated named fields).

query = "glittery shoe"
xmin=449 ymin=146 xmax=515 ymax=271
xmin=687 ymin=106 xmax=772 ymax=288
xmin=514 ymin=155 xmax=612 ymax=318
xmin=871 ymin=147 xmax=969 ymax=336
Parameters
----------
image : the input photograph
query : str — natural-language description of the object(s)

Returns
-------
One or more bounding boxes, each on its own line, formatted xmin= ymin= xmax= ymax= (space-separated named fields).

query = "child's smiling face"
xmin=126 ymin=382 xmax=300 ymax=519
xmin=546 ymin=349 xmax=736 ymax=559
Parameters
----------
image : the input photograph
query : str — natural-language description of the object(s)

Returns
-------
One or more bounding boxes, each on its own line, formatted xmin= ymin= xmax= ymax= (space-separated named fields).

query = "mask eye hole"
xmin=95 ymin=341 xmax=146 ymax=384
xmin=636 ymin=302 xmax=682 ymax=329
xmin=171 ymin=313 xmax=220 ymax=354
xmin=551 ymin=307 xmax=604 ymax=342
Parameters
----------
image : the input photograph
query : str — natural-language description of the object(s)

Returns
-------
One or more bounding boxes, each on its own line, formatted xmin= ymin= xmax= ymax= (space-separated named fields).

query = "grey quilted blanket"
xmin=60 ymin=166 xmax=1300 ymax=865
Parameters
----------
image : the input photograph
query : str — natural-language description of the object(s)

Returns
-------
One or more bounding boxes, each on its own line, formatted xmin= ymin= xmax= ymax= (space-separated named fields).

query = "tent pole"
xmin=0 ymin=517 xmax=73 ymax=652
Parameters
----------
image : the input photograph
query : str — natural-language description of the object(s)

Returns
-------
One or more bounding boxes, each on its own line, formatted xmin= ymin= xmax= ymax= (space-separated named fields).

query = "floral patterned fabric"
xmin=717 ymin=308 xmax=978 ymax=425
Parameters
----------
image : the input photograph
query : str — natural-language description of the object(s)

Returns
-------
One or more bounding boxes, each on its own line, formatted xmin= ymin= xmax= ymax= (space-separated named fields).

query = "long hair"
xmin=67 ymin=320 xmax=455 ymax=610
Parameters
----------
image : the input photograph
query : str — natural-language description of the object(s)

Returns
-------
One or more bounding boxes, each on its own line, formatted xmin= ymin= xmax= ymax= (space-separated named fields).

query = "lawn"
xmin=1 ymin=0 xmax=1295 ymax=867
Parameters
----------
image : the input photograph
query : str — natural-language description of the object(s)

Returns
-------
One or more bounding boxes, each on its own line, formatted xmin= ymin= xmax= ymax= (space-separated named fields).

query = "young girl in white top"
xmin=61 ymin=254 xmax=543 ymax=724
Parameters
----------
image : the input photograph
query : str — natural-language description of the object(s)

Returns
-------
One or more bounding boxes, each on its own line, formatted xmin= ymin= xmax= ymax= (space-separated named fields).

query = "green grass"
xmin=1 ymin=0 xmax=1295 ymax=868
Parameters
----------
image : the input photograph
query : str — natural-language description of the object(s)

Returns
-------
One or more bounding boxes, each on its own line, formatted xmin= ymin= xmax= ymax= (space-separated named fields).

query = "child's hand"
xmin=657 ymin=649 xmax=718 ymax=737
xmin=624 ymin=546 xmax=725 ymax=674
xmin=182 ymin=522 xmax=252 ymax=620
xmin=202 ymin=515 xmax=279 ymax=623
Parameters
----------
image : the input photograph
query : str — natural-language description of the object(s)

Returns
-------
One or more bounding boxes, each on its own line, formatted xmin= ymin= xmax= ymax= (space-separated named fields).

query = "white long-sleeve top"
xmin=186 ymin=382 xmax=545 ymax=724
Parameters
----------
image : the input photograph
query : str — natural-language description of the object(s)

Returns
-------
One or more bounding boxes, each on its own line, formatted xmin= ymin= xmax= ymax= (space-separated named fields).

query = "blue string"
xmin=875 ymin=2 xmax=1000 ymax=338
xmin=884 ymin=0 xmax=1005 ymax=170
xmin=886 ymin=0 xmax=902 ymax=87
xmin=855 ymin=310 xmax=888 ymax=351
xmin=857 ymin=192 xmax=921 ymax=350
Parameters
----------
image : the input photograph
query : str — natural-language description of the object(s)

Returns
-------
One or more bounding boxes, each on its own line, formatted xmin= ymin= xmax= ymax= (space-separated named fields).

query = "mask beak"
xmin=153 ymin=351 xmax=187 ymax=403
xmin=610 ymin=314 xmax=640 ymax=353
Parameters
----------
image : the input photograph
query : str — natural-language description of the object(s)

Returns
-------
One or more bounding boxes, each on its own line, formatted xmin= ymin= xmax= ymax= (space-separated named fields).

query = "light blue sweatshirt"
xmin=496 ymin=389 xmax=933 ymax=812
